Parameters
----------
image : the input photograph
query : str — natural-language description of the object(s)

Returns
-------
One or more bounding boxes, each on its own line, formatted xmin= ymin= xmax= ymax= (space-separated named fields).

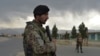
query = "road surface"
xmin=0 ymin=37 xmax=100 ymax=56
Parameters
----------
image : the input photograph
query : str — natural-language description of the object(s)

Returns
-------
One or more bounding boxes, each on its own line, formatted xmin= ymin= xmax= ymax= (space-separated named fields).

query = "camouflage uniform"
xmin=23 ymin=20 xmax=56 ymax=56
xmin=76 ymin=36 xmax=83 ymax=53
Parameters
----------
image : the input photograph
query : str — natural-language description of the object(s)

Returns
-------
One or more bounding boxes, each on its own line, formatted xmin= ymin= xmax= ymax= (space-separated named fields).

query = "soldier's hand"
xmin=51 ymin=39 xmax=56 ymax=52
xmin=52 ymin=39 xmax=56 ymax=44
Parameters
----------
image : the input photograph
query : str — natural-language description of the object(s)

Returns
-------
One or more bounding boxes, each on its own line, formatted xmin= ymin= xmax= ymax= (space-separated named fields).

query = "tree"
xmin=64 ymin=31 xmax=69 ymax=39
xmin=78 ymin=22 xmax=88 ymax=46
xmin=52 ymin=24 xmax=58 ymax=39
xmin=85 ymin=27 xmax=88 ymax=38
xmin=79 ymin=22 xmax=88 ymax=39
xmin=84 ymin=27 xmax=88 ymax=46
xmin=71 ymin=26 xmax=77 ymax=39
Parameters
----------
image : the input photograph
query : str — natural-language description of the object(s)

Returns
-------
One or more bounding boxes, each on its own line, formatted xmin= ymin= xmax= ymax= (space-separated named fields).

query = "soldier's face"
xmin=39 ymin=13 xmax=49 ymax=24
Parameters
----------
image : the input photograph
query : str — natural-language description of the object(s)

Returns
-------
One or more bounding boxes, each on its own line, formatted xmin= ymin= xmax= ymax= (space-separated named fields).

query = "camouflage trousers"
xmin=76 ymin=42 xmax=83 ymax=53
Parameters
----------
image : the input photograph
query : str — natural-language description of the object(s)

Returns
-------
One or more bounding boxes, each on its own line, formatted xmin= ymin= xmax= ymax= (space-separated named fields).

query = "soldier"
xmin=23 ymin=5 xmax=56 ymax=56
xmin=76 ymin=33 xmax=83 ymax=53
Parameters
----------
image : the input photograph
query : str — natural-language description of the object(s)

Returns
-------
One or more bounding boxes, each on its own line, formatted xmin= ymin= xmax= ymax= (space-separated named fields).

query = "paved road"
xmin=0 ymin=37 xmax=100 ymax=56
xmin=0 ymin=37 xmax=23 ymax=56
xmin=56 ymin=45 xmax=100 ymax=56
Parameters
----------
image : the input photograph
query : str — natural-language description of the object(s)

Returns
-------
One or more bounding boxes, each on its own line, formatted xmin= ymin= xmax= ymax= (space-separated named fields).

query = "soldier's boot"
xmin=77 ymin=50 xmax=79 ymax=53
xmin=77 ymin=47 xmax=79 ymax=53
xmin=81 ymin=51 xmax=83 ymax=53
xmin=77 ymin=44 xmax=79 ymax=53
xmin=80 ymin=48 xmax=83 ymax=53
xmin=80 ymin=46 xmax=83 ymax=53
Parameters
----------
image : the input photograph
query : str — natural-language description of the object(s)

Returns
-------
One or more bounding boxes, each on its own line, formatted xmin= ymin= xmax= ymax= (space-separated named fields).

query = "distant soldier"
xmin=23 ymin=5 xmax=56 ymax=56
xmin=76 ymin=33 xmax=83 ymax=53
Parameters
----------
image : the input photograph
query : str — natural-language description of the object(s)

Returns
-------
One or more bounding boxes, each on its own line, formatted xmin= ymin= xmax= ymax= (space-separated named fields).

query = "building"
xmin=88 ymin=30 xmax=100 ymax=41
xmin=57 ymin=30 xmax=100 ymax=41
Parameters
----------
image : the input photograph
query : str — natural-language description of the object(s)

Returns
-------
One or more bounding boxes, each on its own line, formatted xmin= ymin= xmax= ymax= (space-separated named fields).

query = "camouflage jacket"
xmin=23 ymin=20 xmax=56 ymax=56
xmin=77 ymin=37 xmax=83 ymax=44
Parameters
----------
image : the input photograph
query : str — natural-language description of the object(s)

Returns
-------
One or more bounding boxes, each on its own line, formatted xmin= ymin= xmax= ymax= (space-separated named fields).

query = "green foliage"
xmin=64 ymin=31 xmax=69 ymax=39
xmin=78 ymin=22 xmax=88 ymax=39
xmin=52 ymin=24 xmax=58 ymax=39
xmin=71 ymin=26 xmax=77 ymax=39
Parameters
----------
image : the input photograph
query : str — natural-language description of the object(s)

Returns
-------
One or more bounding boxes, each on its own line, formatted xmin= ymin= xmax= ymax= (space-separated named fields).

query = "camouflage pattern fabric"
xmin=23 ymin=20 xmax=56 ymax=56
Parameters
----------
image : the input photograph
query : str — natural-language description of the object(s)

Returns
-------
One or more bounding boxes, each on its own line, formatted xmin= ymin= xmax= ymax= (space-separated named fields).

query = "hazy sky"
xmin=0 ymin=0 xmax=100 ymax=30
